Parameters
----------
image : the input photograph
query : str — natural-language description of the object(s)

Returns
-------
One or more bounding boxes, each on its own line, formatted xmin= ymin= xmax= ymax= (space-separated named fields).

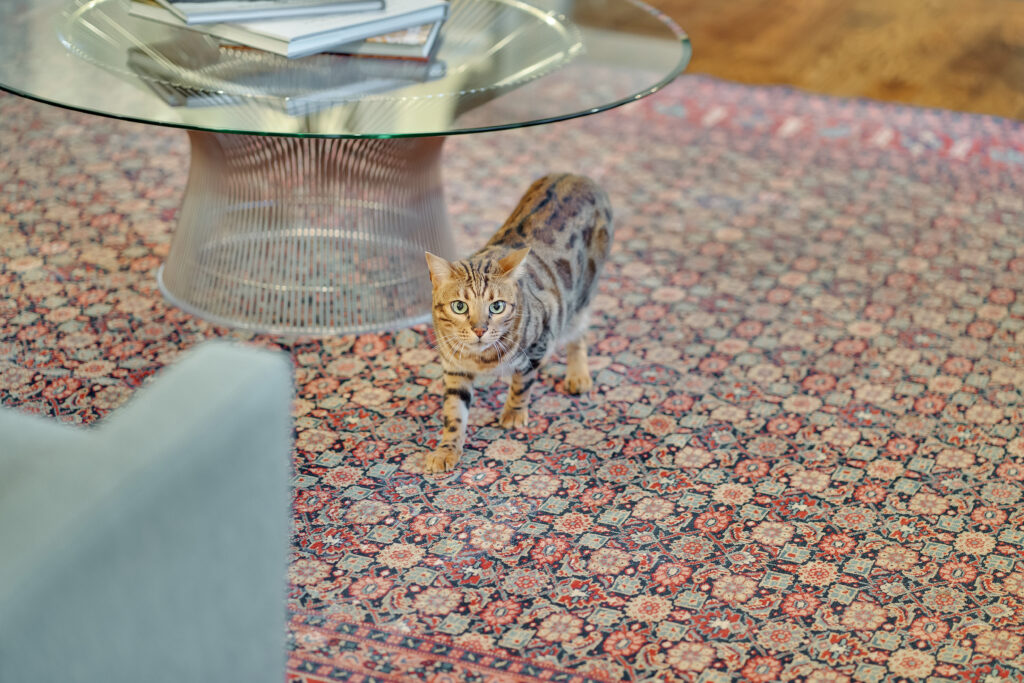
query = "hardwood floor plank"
xmin=638 ymin=0 xmax=1024 ymax=118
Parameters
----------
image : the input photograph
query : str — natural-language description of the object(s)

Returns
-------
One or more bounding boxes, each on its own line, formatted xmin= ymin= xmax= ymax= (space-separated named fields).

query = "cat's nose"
xmin=473 ymin=328 xmax=486 ymax=338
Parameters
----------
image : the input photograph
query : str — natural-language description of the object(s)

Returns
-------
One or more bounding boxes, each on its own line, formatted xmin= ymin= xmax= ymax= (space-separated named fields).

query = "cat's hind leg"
xmin=500 ymin=365 xmax=537 ymax=429
xmin=563 ymin=311 xmax=593 ymax=395
xmin=564 ymin=339 xmax=593 ymax=395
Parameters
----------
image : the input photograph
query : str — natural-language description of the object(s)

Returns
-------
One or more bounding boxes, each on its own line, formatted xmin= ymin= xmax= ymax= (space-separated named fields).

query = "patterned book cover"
xmin=365 ymin=24 xmax=433 ymax=46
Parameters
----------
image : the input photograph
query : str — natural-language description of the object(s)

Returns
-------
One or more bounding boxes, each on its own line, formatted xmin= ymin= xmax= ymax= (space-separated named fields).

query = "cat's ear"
xmin=497 ymin=247 xmax=531 ymax=279
xmin=425 ymin=251 xmax=456 ymax=284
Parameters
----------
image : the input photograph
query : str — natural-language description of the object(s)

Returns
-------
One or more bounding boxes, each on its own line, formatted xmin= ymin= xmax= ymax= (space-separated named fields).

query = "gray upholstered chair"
xmin=0 ymin=341 xmax=293 ymax=683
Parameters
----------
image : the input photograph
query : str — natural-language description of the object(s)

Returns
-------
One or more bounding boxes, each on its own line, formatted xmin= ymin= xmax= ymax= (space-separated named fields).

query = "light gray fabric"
xmin=0 ymin=341 xmax=293 ymax=683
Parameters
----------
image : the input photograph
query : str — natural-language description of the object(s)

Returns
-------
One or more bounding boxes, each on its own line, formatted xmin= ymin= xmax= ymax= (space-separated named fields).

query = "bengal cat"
xmin=424 ymin=173 xmax=613 ymax=473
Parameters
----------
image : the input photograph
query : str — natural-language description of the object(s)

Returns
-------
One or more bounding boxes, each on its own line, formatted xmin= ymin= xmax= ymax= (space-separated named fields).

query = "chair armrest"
xmin=0 ymin=341 xmax=294 ymax=683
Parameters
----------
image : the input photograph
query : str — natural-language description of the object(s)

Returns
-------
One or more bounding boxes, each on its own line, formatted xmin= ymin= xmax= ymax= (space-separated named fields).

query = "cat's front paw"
xmin=564 ymin=370 xmax=593 ymax=395
xmin=500 ymin=406 xmax=529 ymax=429
xmin=425 ymin=445 xmax=461 ymax=473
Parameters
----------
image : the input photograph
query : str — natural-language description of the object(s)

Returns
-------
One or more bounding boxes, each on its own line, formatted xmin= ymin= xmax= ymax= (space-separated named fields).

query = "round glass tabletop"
xmin=0 ymin=0 xmax=690 ymax=137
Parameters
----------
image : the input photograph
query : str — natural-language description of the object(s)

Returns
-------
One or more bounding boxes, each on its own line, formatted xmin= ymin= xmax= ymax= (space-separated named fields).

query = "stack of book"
xmin=125 ymin=0 xmax=450 ymax=114
xmin=128 ymin=0 xmax=449 ymax=60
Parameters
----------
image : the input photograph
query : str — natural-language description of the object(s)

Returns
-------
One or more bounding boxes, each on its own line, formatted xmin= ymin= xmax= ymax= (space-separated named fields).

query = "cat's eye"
xmin=489 ymin=301 xmax=507 ymax=315
xmin=450 ymin=300 xmax=468 ymax=315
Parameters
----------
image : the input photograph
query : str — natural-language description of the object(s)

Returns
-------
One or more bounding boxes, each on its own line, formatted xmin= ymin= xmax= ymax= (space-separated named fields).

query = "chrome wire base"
xmin=158 ymin=132 xmax=455 ymax=336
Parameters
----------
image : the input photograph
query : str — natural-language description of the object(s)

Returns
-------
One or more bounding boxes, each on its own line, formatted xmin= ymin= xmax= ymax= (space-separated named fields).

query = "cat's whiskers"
xmin=492 ymin=337 xmax=512 ymax=369
xmin=432 ymin=331 xmax=468 ymax=362
xmin=428 ymin=333 xmax=453 ymax=352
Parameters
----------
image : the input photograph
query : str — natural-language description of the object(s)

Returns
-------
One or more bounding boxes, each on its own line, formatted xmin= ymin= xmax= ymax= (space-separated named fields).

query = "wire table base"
xmin=158 ymin=132 xmax=455 ymax=336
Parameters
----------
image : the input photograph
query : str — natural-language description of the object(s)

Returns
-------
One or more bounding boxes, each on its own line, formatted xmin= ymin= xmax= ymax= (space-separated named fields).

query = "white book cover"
xmin=130 ymin=0 xmax=450 ymax=58
xmin=153 ymin=0 xmax=384 ymax=25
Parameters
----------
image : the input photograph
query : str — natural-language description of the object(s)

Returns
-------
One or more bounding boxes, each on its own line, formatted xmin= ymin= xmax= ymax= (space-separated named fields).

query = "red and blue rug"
xmin=3 ymin=76 xmax=1024 ymax=681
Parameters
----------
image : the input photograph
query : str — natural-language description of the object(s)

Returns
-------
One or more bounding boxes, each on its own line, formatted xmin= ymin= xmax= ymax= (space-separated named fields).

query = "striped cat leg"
xmin=500 ymin=364 xmax=538 ymax=429
xmin=564 ymin=338 xmax=593 ymax=394
xmin=564 ymin=312 xmax=594 ymax=395
xmin=425 ymin=369 xmax=475 ymax=473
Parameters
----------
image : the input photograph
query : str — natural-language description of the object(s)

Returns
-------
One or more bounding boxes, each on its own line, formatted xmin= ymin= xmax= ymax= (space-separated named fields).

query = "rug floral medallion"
xmin=2 ymin=76 xmax=1024 ymax=682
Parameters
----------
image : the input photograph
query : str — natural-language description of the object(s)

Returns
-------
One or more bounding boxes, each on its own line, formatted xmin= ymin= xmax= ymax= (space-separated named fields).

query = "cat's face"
xmin=426 ymin=249 xmax=530 ymax=356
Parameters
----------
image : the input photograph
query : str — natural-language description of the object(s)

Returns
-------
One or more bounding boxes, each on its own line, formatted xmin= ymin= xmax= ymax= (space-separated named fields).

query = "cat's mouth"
xmin=466 ymin=336 xmax=500 ymax=354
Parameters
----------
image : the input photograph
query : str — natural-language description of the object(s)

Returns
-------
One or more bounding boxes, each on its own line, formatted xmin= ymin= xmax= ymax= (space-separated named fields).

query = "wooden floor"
xmin=643 ymin=0 xmax=1024 ymax=120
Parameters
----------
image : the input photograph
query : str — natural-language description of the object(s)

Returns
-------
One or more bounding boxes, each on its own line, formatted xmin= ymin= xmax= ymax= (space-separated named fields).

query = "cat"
xmin=423 ymin=173 xmax=613 ymax=473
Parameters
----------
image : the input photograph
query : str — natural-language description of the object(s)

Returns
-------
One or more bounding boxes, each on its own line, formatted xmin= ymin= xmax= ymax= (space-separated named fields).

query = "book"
xmin=153 ymin=0 xmax=384 ymax=26
xmin=126 ymin=40 xmax=447 ymax=114
xmin=328 ymin=21 xmax=444 ymax=60
xmin=333 ymin=22 xmax=442 ymax=60
xmin=223 ymin=22 xmax=444 ymax=60
xmin=129 ymin=0 xmax=450 ymax=59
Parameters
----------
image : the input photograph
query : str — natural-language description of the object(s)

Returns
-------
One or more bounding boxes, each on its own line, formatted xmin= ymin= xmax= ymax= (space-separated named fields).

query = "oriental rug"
xmin=2 ymin=76 xmax=1024 ymax=681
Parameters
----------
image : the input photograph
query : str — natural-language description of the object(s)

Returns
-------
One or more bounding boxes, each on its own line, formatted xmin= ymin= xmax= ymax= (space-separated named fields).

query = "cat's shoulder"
xmin=528 ymin=173 xmax=607 ymax=200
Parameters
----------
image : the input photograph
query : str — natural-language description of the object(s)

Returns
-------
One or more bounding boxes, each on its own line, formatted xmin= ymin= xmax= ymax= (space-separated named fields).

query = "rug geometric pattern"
xmin=2 ymin=76 xmax=1024 ymax=681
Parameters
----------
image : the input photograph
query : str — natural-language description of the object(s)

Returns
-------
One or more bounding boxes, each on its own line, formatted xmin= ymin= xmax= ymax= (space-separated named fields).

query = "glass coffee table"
xmin=0 ymin=0 xmax=689 ymax=335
